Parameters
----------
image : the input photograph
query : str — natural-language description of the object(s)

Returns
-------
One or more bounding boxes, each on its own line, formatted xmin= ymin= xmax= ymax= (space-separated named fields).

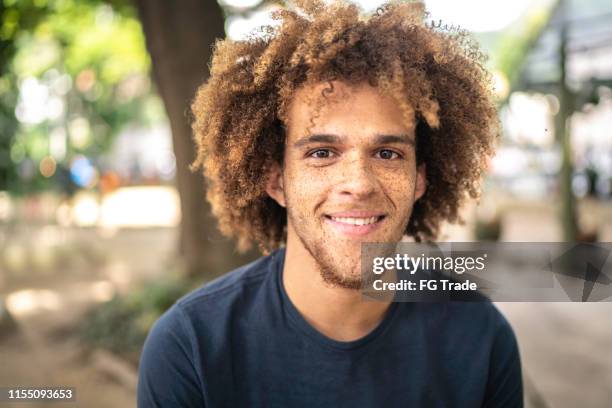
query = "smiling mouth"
xmin=322 ymin=214 xmax=386 ymax=237
xmin=324 ymin=215 xmax=386 ymax=226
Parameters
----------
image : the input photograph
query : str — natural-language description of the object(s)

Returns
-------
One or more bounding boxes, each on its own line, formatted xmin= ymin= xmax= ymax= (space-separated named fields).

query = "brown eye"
xmin=310 ymin=149 xmax=333 ymax=159
xmin=377 ymin=149 xmax=400 ymax=160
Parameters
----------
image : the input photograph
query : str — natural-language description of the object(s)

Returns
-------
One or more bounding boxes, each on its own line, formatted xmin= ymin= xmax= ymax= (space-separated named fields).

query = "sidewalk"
xmin=0 ymin=226 xmax=176 ymax=408
xmin=497 ymin=302 xmax=612 ymax=408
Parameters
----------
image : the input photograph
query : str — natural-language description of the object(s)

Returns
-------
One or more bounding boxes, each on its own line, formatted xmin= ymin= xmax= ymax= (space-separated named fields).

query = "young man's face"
xmin=267 ymin=81 xmax=426 ymax=289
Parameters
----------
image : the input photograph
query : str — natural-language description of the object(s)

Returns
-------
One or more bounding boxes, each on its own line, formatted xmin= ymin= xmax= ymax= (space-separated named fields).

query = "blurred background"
xmin=0 ymin=0 xmax=610 ymax=407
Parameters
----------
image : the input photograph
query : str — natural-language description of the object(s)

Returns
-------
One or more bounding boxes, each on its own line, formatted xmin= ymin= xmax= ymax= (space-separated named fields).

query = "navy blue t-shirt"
xmin=138 ymin=248 xmax=523 ymax=407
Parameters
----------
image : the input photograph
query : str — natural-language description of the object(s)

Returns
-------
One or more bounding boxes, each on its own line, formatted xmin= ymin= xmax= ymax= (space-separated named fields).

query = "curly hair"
xmin=190 ymin=0 xmax=499 ymax=254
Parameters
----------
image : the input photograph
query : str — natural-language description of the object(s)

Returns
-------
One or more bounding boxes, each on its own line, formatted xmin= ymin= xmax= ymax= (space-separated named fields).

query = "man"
xmin=138 ymin=0 xmax=522 ymax=407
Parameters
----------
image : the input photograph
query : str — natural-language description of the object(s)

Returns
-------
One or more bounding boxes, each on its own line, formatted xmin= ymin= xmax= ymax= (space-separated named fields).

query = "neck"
xmin=282 ymin=226 xmax=392 ymax=342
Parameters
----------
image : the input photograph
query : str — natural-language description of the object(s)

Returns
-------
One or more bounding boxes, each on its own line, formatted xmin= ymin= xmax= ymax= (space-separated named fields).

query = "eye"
xmin=309 ymin=149 xmax=334 ymax=159
xmin=376 ymin=149 xmax=401 ymax=160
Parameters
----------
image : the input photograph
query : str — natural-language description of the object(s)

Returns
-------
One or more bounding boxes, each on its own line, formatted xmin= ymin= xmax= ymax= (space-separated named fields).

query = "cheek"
xmin=379 ymin=171 xmax=416 ymax=207
xmin=283 ymin=166 xmax=327 ymax=210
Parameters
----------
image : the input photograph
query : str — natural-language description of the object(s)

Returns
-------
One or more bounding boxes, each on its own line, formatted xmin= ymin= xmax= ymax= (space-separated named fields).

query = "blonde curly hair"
xmin=190 ymin=0 xmax=499 ymax=253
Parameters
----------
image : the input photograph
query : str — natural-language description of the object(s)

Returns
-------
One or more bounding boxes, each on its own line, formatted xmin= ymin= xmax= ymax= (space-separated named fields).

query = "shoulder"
xmin=409 ymin=299 xmax=518 ymax=353
xmin=138 ymin=302 xmax=203 ymax=406
xmin=175 ymin=250 xmax=280 ymax=314
xmin=442 ymin=301 xmax=522 ymax=406
xmin=142 ymin=249 xmax=281 ymax=360
xmin=450 ymin=300 xmax=518 ymax=344
xmin=167 ymin=249 xmax=284 ymax=336
xmin=137 ymin=251 xmax=283 ymax=406
xmin=448 ymin=299 xmax=512 ymax=325
xmin=411 ymin=301 xmax=522 ymax=405
xmin=442 ymin=302 xmax=523 ymax=406
xmin=481 ymin=304 xmax=523 ymax=406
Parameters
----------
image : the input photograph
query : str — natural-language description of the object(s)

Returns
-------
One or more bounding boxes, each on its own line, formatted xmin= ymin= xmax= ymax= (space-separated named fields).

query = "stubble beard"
xmin=297 ymin=230 xmax=364 ymax=290
xmin=289 ymin=213 xmax=407 ymax=291
xmin=286 ymin=209 xmax=362 ymax=289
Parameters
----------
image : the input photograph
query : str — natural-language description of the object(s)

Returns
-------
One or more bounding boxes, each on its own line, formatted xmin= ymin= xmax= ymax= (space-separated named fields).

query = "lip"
xmin=326 ymin=210 xmax=386 ymax=218
xmin=323 ymin=213 xmax=386 ymax=238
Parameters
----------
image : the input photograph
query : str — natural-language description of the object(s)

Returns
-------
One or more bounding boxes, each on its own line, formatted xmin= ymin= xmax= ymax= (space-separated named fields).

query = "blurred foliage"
xmin=0 ymin=0 xmax=165 ymax=195
xmin=80 ymin=275 xmax=194 ymax=355
xmin=493 ymin=1 xmax=556 ymax=95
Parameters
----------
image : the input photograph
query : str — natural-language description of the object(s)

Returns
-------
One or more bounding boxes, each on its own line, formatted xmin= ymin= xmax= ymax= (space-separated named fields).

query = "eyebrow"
xmin=293 ymin=133 xmax=415 ymax=148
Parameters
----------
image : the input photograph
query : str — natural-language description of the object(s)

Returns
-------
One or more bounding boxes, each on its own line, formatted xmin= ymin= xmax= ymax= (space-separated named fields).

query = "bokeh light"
xmin=70 ymin=155 xmax=98 ymax=188
xmin=39 ymin=156 xmax=57 ymax=178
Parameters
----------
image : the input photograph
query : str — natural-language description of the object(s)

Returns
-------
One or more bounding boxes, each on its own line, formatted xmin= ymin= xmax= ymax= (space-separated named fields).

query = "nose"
xmin=336 ymin=154 xmax=378 ymax=199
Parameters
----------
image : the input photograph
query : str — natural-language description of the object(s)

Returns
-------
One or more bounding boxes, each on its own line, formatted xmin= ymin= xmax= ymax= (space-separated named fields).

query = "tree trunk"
xmin=557 ymin=0 xmax=578 ymax=242
xmin=134 ymin=0 xmax=258 ymax=278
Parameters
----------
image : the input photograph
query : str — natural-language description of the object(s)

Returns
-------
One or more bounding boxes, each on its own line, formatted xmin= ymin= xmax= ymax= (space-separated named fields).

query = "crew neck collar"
xmin=272 ymin=247 xmax=400 ymax=351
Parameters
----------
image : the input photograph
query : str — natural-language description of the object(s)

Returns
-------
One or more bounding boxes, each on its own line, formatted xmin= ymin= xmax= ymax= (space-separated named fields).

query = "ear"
xmin=414 ymin=163 xmax=426 ymax=201
xmin=265 ymin=162 xmax=286 ymax=208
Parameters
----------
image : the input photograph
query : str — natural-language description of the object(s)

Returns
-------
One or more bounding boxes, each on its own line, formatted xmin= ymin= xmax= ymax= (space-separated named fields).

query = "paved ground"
xmin=0 ymin=317 xmax=135 ymax=408
xmin=497 ymin=302 xmax=612 ymax=408
xmin=0 ymin=226 xmax=177 ymax=408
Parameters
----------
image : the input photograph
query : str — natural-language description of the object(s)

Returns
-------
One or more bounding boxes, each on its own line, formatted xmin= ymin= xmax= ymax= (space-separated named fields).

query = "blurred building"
xmin=494 ymin=0 xmax=612 ymax=199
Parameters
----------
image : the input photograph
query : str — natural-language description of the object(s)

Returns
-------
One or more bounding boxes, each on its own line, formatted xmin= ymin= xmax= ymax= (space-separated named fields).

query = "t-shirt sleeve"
xmin=137 ymin=304 xmax=205 ymax=407
xmin=482 ymin=313 xmax=523 ymax=408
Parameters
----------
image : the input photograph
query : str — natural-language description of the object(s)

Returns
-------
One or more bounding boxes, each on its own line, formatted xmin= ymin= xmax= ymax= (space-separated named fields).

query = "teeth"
xmin=330 ymin=216 xmax=379 ymax=225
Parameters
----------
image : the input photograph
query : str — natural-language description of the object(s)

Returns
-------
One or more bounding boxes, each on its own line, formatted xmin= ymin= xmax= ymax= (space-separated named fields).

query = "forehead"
xmin=285 ymin=81 xmax=416 ymax=140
